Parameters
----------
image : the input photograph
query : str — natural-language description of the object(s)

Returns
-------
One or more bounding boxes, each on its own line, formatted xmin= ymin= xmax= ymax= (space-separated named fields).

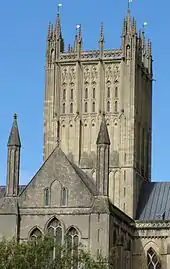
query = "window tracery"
xmin=147 ymin=248 xmax=161 ymax=269
xmin=47 ymin=218 xmax=63 ymax=259
xmin=30 ymin=228 xmax=42 ymax=241
xmin=66 ymin=227 xmax=79 ymax=269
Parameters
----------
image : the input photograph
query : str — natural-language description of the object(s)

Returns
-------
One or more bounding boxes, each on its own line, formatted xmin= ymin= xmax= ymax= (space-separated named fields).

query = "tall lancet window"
xmin=65 ymin=227 xmax=79 ymax=269
xmin=44 ymin=188 xmax=50 ymax=206
xmin=93 ymin=88 xmax=95 ymax=99
xmin=70 ymin=89 xmax=73 ymax=100
xmin=70 ymin=103 xmax=73 ymax=113
xmin=107 ymin=87 xmax=110 ymax=98
xmin=61 ymin=187 xmax=68 ymax=206
xmin=85 ymin=88 xmax=88 ymax=99
xmin=63 ymin=103 xmax=65 ymax=114
xmin=85 ymin=102 xmax=88 ymax=113
xmin=92 ymin=102 xmax=95 ymax=113
xmin=147 ymin=248 xmax=161 ymax=269
xmin=114 ymin=101 xmax=118 ymax=113
xmin=63 ymin=89 xmax=66 ymax=100
xmin=47 ymin=218 xmax=63 ymax=260
xmin=107 ymin=101 xmax=110 ymax=112
xmin=115 ymin=86 xmax=118 ymax=98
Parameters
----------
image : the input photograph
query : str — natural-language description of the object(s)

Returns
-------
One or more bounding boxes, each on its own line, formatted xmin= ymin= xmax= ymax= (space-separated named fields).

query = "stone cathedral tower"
xmin=43 ymin=8 xmax=153 ymax=218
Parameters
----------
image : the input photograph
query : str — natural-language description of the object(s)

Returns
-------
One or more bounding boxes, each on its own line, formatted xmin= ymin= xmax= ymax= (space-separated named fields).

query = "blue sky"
xmin=0 ymin=0 xmax=169 ymax=185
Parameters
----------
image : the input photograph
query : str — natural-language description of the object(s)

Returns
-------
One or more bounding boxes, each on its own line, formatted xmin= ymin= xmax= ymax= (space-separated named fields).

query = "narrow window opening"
xmin=61 ymin=187 xmax=67 ymax=206
xmin=85 ymin=102 xmax=88 ymax=113
xmin=63 ymin=103 xmax=65 ymax=114
xmin=70 ymin=89 xmax=73 ymax=100
xmin=70 ymin=103 xmax=73 ymax=113
xmin=92 ymin=102 xmax=95 ymax=113
xmin=107 ymin=87 xmax=110 ymax=98
xmin=107 ymin=101 xmax=110 ymax=112
xmin=44 ymin=188 xmax=49 ymax=206
xmin=115 ymin=87 xmax=118 ymax=98
xmin=63 ymin=89 xmax=66 ymax=100
xmin=115 ymin=101 xmax=118 ymax=113
xmin=93 ymin=88 xmax=95 ymax=99
xmin=85 ymin=88 xmax=88 ymax=98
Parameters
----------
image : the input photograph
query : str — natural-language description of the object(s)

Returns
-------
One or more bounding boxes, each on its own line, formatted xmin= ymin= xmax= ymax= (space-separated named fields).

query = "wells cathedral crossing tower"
xmin=1 ymin=6 xmax=170 ymax=269
xmin=44 ymin=8 xmax=152 ymax=218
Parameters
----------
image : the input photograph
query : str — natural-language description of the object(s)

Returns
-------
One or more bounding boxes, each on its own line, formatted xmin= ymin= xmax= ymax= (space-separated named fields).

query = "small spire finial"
xmin=76 ymin=24 xmax=82 ymax=41
xmin=57 ymin=3 xmax=62 ymax=14
xmin=100 ymin=22 xmax=104 ymax=41
xmin=14 ymin=113 xmax=17 ymax=120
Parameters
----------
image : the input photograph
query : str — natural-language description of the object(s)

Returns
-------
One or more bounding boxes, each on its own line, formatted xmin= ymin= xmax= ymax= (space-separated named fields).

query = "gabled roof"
xmin=136 ymin=181 xmax=170 ymax=221
xmin=19 ymin=146 xmax=96 ymax=198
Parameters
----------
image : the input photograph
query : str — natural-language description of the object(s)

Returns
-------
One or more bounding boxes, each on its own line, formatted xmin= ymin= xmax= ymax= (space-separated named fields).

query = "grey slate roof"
xmin=0 ymin=185 xmax=26 ymax=198
xmin=96 ymin=116 xmax=110 ymax=145
xmin=8 ymin=114 xmax=21 ymax=147
xmin=136 ymin=181 xmax=170 ymax=221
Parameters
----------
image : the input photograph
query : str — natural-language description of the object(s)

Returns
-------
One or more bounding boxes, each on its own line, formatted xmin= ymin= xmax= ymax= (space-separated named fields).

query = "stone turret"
xmin=6 ymin=114 xmax=21 ymax=196
xmin=96 ymin=115 xmax=110 ymax=196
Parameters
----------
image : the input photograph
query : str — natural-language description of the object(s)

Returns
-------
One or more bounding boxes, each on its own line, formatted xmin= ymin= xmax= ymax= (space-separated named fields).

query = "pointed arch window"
xmin=44 ymin=188 xmax=50 ymax=206
xmin=107 ymin=87 xmax=110 ymax=98
xmin=93 ymin=88 xmax=95 ymax=99
xmin=61 ymin=187 xmax=68 ymax=206
xmin=47 ymin=218 xmax=63 ymax=259
xmin=70 ymin=89 xmax=73 ymax=100
xmin=63 ymin=103 xmax=65 ymax=114
xmin=63 ymin=89 xmax=66 ymax=100
xmin=30 ymin=228 xmax=42 ymax=241
xmin=114 ymin=101 xmax=118 ymax=113
xmin=70 ymin=103 xmax=73 ymax=113
xmin=115 ymin=86 xmax=118 ymax=98
xmin=65 ymin=227 xmax=79 ymax=269
xmin=147 ymin=248 xmax=161 ymax=269
xmin=107 ymin=101 xmax=110 ymax=112
xmin=85 ymin=88 xmax=88 ymax=99
xmin=85 ymin=102 xmax=88 ymax=113
xmin=92 ymin=102 xmax=95 ymax=113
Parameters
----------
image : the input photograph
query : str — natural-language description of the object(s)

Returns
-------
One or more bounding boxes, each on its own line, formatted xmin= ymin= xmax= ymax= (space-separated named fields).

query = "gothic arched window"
xmin=30 ymin=228 xmax=42 ymax=241
xmin=70 ymin=89 xmax=73 ymax=100
xmin=107 ymin=101 xmax=110 ymax=112
xmin=107 ymin=87 xmax=110 ymax=98
xmin=63 ymin=89 xmax=66 ymax=100
xmin=93 ymin=88 xmax=95 ymax=99
xmin=61 ymin=187 xmax=68 ymax=206
xmin=66 ymin=227 xmax=79 ymax=269
xmin=114 ymin=101 xmax=118 ymax=113
xmin=147 ymin=248 xmax=161 ymax=269
xmin=85 ymin=88 xmax=88 ymax=99
xmin=85 ymin=102 xmax=88 ymax=113
xmin=115 ymin=87 xmax=118 ymax=98
xmin=47 ymin=218 xmax=63 ymax=259
xmin=70 ymin=103 xmax=73 ymax=113
xmin=92 ymin=102 xmax=95 ymax=113
xmin=44 ymin=188 xmax=50 ymax=206
xmin=63 ymin=103 xmax=65 ymax=114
